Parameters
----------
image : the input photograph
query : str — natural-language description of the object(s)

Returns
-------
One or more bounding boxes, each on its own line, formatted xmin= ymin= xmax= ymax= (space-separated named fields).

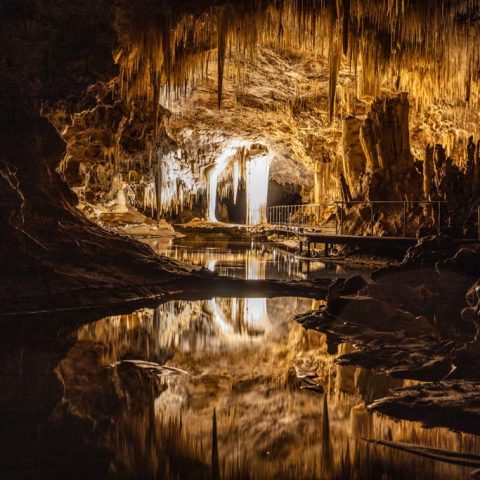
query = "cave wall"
xmin=1 ymin=0 xmax=480 ymax=307
xmin=0 ymin=0 xmax=198 ymax=308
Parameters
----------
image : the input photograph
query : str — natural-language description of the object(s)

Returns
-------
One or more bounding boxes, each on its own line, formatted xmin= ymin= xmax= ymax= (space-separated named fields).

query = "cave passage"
xmin=2 ymin=1 xmax=480 ymax=479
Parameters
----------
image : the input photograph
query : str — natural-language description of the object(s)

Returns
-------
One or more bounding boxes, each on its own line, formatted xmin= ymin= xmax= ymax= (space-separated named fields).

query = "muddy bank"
xmin=296 ymin=236 xmax=480 ymax=434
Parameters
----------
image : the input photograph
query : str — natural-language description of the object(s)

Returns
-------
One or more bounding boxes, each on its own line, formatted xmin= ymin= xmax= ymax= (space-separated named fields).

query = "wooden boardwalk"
xmin=270 ymin=226 xmax=416 ymax=255
xmin=269 ymin=225 xmax=479 ymax=256
xmin=267 ymin=202 xmax=480 ymax=256
xmin=298 ymin=232 xmax=417 ymax=256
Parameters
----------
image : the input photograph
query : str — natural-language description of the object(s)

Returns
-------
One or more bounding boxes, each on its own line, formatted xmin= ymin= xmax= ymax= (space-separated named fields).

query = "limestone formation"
xmin=342 ymin=116 xmax=366 ymax=194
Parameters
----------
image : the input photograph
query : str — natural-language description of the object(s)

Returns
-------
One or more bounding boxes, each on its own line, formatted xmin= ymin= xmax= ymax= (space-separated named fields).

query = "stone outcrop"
xmin=297 ymin=240 xmax=480 ymax=433
xmin=342 ymin=116 xmax=366 ymax=196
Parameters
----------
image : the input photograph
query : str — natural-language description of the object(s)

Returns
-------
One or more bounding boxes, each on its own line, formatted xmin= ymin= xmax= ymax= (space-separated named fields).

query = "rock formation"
xmin=1 ymin=0 xmax=480 ymax=310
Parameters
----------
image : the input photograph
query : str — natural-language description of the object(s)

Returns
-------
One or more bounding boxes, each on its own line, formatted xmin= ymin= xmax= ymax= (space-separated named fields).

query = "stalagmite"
xmin=359 ymin=117 xmax=379 ymax=173
xmin=467 ymin=136 xmax=476 ymax=183
xmin=360 ymin=94 xmax=413 ymax=173
xmin=342 ymin=116 xmax=367 ymax=192
xmin=474 ymin=141 xmax=480 ymax=197
xmin=339 ymin=172 xmax=353 ymax=203
xmin=433 ymin=145 xmax=447 ymax=188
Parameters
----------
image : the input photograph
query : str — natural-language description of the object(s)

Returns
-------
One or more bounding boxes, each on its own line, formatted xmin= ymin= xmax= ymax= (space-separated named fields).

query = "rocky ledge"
xmin=296 ymin=236 xmax=480 ymax=434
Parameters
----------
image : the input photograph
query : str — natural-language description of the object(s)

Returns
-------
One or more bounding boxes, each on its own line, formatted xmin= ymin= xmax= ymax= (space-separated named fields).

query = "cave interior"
xmin=1 ymin=1 xmax=480 ymax=479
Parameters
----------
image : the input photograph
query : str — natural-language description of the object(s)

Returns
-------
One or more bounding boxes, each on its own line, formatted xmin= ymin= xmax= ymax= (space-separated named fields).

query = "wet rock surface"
xmin=296 ymin=239 xmax=480 ymax=434
xmin=369 ymin=381 xmax=480 ymax=436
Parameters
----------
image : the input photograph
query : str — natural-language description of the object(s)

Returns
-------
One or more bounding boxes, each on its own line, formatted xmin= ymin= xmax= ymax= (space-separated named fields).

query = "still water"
xmin=2 ymin=235 xmax=479 ymax=479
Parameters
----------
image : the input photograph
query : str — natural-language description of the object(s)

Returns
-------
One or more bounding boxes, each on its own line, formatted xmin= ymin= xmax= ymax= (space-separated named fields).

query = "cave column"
xmin=342 ymin=116 xmax=366 ymax=194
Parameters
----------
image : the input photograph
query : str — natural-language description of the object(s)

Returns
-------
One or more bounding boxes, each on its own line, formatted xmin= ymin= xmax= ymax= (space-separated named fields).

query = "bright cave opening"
xmin=206 ymin=142 xmax=271 ymax=225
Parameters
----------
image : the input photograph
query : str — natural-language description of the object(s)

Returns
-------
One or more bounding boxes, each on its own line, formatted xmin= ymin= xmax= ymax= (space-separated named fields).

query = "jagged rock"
xmin=437 ymin=246 xmax=480 ymax=277
xmin=327 ymin=275 xmax=367 ymax=300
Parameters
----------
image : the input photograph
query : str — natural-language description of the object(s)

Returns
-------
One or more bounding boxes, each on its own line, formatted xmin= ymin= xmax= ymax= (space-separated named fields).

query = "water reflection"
xmin=64 ymin=304 xmax=479 ymax=480
xmin=4 ymin=236 xmax=478 ymax=479
xmin=143 ymin=234 xmax=367 ymax=282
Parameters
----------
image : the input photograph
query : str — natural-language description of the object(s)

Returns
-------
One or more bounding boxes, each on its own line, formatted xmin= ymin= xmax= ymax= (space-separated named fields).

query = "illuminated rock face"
xmin=2 ymin=0 xmax=480 ymax=302
xmin=246 ymin=155 xmax=270 ymax=225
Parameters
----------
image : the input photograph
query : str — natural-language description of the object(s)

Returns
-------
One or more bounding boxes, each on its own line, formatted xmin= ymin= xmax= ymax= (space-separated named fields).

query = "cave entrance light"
xmin=206 ymin=141 xmax=270 ymax=226
xmin=246 ymin=154 xmax=271 ymax=226
xmin=207 ymin=141 xmax=248 ymax=222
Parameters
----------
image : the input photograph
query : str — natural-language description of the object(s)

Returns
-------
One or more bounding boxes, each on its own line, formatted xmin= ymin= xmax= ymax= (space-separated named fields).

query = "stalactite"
xmin=217 ymin=7 xmax=230 ymax=110
xmin=342 ymin=0 xmax=350 ymax=56
xmin=232 ymin=159 xmax=240 ymax=205
xmin=115 ymin=1 xmax=480 ymax=120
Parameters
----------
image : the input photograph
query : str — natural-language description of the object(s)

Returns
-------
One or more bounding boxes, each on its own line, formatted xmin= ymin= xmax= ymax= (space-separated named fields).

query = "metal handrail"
xmin=267 ymin=201 xmax=480 ymax=240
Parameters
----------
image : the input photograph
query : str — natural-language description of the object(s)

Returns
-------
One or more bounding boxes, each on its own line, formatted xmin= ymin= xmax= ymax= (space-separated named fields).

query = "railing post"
xmin=370 ymin=202 xmax=374 ymax=236
xmin=437 ymin=201 xmax=442 ymax=235
xmin=340 ymin=203 xmax=344 ymax=235
xmin=403 ymin=201 xmax=407 ymax=238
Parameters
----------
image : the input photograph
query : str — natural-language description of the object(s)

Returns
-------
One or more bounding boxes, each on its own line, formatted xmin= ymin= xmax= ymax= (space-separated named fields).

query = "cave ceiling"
xmin=113 ymin=0 xmax=480 ymax=185
xmin=116 ymin=0 xmax=480 ymax=110
xmin=3 ymin=0 xmax=480 ymax=219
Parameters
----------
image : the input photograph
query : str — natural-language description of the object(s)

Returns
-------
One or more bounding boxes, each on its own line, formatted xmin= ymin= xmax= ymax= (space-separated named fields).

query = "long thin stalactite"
xmin=114 ymin=0 xmax=480 ymax=116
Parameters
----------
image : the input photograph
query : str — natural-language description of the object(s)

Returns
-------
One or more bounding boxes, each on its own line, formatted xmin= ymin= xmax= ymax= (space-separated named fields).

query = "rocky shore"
xmin=296 ymin=236 xmax=480 ymax=434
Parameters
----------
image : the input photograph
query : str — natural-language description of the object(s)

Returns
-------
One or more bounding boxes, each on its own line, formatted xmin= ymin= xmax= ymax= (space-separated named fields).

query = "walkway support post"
xmin=370 ymin=202 xmax=374 ymax=236
xmin=478 ymin=206 xmax=480 ymax=241
xmin=403 ymin=201 xmax=407 ymax=238
xmin=437 ymin=201 xmax=442 ymax=235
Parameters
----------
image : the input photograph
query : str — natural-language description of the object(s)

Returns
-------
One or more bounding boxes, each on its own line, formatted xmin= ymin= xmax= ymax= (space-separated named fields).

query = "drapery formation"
xmin=115 ymin=0 xmax=480 ymax=115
